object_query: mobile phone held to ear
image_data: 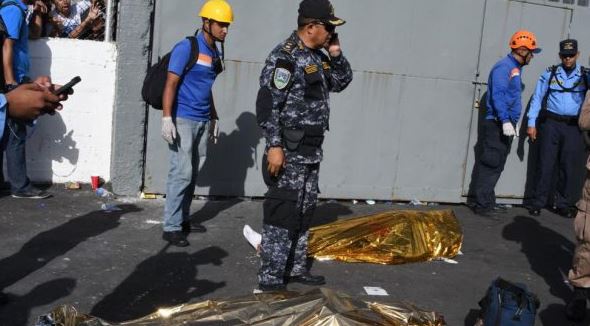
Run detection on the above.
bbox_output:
[330,33,339,44]
[55,76,81,96]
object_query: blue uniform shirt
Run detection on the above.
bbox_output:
[0,94,9,142]
[527,64,588,127]
[486,54,523,124]
[0,0,29,83]
[168,32,219,122]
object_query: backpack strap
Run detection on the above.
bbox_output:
[181,34,199,77]
[548,65,587,93]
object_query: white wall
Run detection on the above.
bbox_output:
[22,38,117,184]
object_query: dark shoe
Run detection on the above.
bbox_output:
[11,188,51,199]
[565,287,587,321]
[181,221,207,233]
[289,272,326,285]
[162,231,189,247]
[528,208,541,217]
[258,283,286,292]
[556,207,575,219]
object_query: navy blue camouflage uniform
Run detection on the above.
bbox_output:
[256,31,352,287]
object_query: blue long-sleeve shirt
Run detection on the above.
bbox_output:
[0,94,8,142]
[527,64,588,127]
[486,54,523,124]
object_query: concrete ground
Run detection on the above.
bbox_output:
[0,186,585,326]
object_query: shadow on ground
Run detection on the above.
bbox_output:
[91,245,228,322]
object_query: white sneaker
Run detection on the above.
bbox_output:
[243,224,262,251]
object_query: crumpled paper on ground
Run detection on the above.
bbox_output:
[308,209,463,264]
[36,288,445,326]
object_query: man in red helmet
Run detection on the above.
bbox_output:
[470,30,541,217]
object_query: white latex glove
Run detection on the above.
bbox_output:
[209,119,219,144]
[161,116,176,144]
[502,122,516,137]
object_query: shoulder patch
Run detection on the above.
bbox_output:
[510,68,520,79]
[272,58,294,90]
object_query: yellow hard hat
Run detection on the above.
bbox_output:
[199,0,233,23]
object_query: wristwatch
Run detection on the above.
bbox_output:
[5,84,18,92]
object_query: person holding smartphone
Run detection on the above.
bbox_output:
[255,0,353,292]
[0,0,52,199]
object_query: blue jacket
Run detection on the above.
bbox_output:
[486,54,523,123]
[527,64,588,127]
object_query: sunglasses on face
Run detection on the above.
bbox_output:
[314,21,336,33]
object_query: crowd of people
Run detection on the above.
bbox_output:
[20,0,105,40]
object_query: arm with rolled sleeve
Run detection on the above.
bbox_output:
[527,71,550,127]
[257,51,292,148]
[328,53,353,93]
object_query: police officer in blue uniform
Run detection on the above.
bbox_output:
[527,39,588,217]
[255,0,352,291]
[471,30,541,217]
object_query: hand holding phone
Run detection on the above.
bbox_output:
[327,33,341,57]
[55,76,81,96]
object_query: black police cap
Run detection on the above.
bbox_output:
[298,0,345,26]
[559,39,578,56]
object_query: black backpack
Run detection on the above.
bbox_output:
[141,36,199,110]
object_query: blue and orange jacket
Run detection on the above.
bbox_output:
[486,54,523,124]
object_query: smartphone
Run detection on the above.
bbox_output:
[55,76,81,96]
[330,33,339,44]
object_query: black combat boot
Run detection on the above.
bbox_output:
[565,287,587,321]
[288,272,326,285]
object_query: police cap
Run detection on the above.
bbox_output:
[298,0,345,26]
[559,39,578,56]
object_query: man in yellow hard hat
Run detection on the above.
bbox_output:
[161,0,232,247]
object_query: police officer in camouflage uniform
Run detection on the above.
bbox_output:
[255,0,353,291]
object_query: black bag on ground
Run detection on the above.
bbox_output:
[141,36,199,110]
[478,278,540,326]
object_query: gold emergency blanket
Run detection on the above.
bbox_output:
[308,209,462,264]
[40,288,445,325]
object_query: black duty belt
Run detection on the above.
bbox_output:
[545,111,578,125]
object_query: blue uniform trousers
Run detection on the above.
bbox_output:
[472,119,513,211]
[258,156,319,286]
[531,117,585,210]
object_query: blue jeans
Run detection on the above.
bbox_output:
[163,118,208,232]
[1,118,31,193]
